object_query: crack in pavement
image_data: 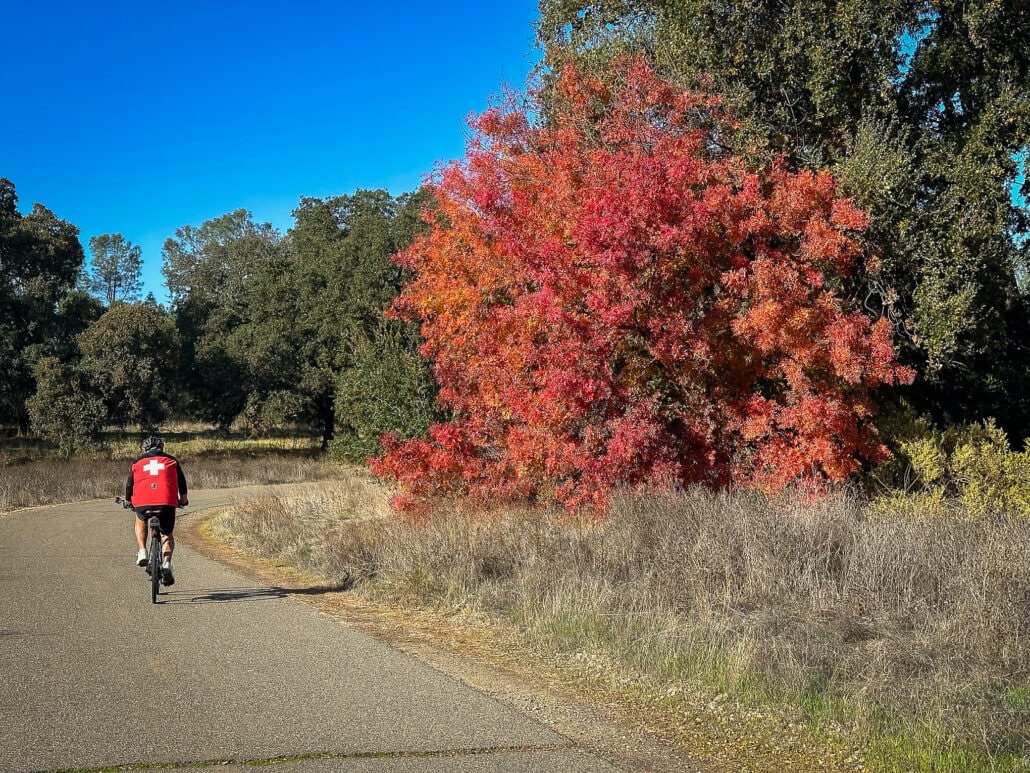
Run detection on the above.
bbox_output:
[35,742,579,772]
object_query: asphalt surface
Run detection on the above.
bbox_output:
[0,489,618,772]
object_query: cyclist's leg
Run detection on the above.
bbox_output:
[134,514,147,550]
[132,509,151,565]
[154,507,177,586]
[157,507,177,562]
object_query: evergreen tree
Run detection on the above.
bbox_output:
[85,233,142,305]
[26,357,105,454]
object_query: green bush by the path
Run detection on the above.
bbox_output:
[876,416,1030,518]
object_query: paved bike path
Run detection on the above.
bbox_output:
[0,488,617,772]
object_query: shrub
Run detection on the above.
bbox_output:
[332,322,441,463]
[240,390,308,438]
[883,414,1030,518]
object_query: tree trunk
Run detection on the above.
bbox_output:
[319,391,335,452]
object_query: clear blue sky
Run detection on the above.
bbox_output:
[3,1,541,302]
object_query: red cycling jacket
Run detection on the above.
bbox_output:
[126,452,187,508]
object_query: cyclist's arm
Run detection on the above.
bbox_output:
[125,470,134,504]
[176,464,188,506]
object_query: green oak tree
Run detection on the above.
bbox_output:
[334,319,441,461]
[54,290,105,353]
[76,303,180,430]
[0,178,86,431]
[233,189,439,451]
[26,356,106,454]
[162,210,283,429]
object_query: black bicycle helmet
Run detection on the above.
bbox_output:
[141,435,164,453]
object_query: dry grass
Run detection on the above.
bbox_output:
[0,430,337,512]
[220,480,1030,772]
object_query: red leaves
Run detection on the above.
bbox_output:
[372,58,913,513]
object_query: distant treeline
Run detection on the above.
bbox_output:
[0,180,439,457]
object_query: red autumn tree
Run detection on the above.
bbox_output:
[372,58,914,513]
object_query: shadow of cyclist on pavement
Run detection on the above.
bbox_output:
[158,585,349,604]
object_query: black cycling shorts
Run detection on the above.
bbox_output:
[134,506,176,536]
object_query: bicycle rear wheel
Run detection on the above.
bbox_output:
[148,522,161,604]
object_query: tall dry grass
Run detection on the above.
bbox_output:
[220,481,1030,771]
[0,438,338,512]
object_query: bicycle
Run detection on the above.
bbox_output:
[116,496,167,604]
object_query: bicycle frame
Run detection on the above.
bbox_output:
[145,514,162,603]
[116,497,167,603]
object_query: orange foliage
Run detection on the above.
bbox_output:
[371,59,914,513]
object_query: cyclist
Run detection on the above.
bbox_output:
[125,435,188,586]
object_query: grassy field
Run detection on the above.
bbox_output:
[0,427,337,512]
[217,476,1030,772]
